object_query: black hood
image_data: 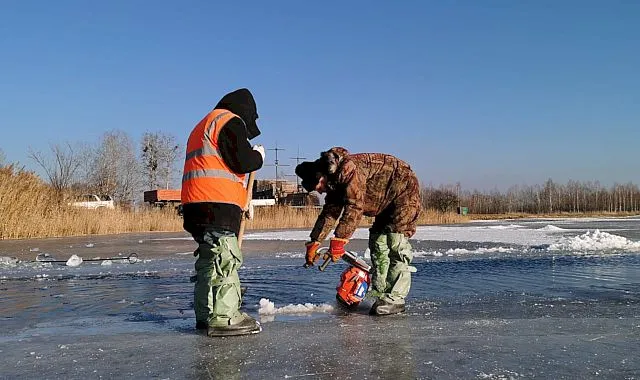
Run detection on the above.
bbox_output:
[215,88,261,140]
[295,160,323,192]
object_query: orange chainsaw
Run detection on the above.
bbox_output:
[312,247,371,308]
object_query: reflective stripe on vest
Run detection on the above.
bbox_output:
[181,109,248,207]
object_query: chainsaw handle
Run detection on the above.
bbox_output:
[318,247,359,271]
[307,247,367,272]
[303,247,327,269]
[319,255,332,271]
[315,247,331,271]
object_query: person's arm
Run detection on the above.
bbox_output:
[217,118,263,174]
[309,192,344,243]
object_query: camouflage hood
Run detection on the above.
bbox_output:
[318,147,350,176]
[295,147,351,192]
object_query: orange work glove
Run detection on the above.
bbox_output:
[328,237,349,262]
[305,241,321,267]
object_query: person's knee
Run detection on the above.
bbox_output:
[388,233,412,259]
[368,232,387,249]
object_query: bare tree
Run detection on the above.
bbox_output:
[426,188,459,213]
[140,132,181,190]
[28,142,84,201]
[85,130,141,204]
[457,179,640,215]
[0,148,5,166]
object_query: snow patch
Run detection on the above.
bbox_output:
[412,250,444,257]
[548,230,640,252]
[274,252,304,259]
[540,225,565,231]
[243,224,557,246]
[445,247,512,255]
[258,298,333,315]
[486,224,525,230]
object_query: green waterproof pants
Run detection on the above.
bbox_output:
[193,230,244,327]
[368,232,417,304]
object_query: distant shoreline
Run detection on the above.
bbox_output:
[0,207,637,241]
[466,211,640,221]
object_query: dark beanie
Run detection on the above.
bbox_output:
[295,161,322,192]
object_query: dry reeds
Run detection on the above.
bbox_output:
[245,206,322,230]
[0,165,184,239]
[245,206,467,230]
[0,164,467,239]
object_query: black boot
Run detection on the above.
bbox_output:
[195,288,248,330]
[369,298,405,316]
[207,313,262,337]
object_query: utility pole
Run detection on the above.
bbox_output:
[290,146,306,192]
[266,142,289,196]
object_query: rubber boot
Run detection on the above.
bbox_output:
[369,297,406,316]
[207,313,262,337]
[196,286,247,330]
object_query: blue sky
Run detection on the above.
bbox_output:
[1,0,638,191]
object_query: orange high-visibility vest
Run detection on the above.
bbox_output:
[181,109,248,207]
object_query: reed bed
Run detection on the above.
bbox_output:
[0,164,478,240]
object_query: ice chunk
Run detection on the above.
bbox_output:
[258,298,333,315]
[549,229,640,252]
[65,255,83,267]
[0,257,19,267]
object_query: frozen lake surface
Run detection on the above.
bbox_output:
[1,217,639,379]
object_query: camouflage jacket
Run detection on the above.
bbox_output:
[309,147,422,242]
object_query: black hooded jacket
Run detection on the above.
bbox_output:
[182,88,264,237]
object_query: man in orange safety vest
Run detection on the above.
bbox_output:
[181,88,265,337]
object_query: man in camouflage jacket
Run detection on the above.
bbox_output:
[295,147,421,315]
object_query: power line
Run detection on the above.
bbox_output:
[265,142,289,191]
[289,146,306,191]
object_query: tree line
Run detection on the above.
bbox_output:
[2,140,638,214]
[19,130,181,205]
[422,179,640,214]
